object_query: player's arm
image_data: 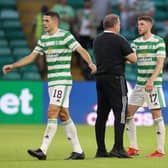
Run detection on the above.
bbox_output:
[121,37,137,64]
[125,53,137,63]
[148,57,164,83]
[75,45,97,74]
[2,51,39,74]
[145,57,164,92]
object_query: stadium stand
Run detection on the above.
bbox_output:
[0,0,41,81]
[1,0,168,81]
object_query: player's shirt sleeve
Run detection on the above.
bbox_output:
[33,39,45,55]
[64,32,80,51]
[156,38,166,58]
[131,40,137,53]
[120,36,134,57]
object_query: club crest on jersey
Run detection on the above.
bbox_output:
[142,51,147,57]
[47,48,52,54]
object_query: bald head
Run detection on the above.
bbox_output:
[103,14,120,31]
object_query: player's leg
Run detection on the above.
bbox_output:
[27,86,64,160]
[126,104,139,156]
[40,104,60,153]
[145,87,166,157]
[27,104,60,160]
[59,108,84,160]
[58,86,84,160]
[126,87,144,156]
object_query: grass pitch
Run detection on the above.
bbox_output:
[0,125,167,168]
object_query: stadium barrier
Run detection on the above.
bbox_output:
[0,80,168,125]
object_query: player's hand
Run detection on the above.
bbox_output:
[145,79,154,92]
[125,60,131,64]
[88,63,97,74]
[2,64,14,74]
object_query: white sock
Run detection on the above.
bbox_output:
[62,119,83,153]
[40,119,57,154]
[126,117,138,149]
[154,117,165,153]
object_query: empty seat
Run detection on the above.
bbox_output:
[22,72,41,80]
[0,56,14,65]
[0,9,19,20]
[121,30,137,41]
[0,29,5,38]
[0,0,16,9]
[20,64,38,72]
[9,39,28,48]
[5,30,25,40]
[0,47,11,56]
[2,71,21,80]
[67,0,84,9]
[125,64,137,81]
[0,39,8,47]
[2,20,22,31]
[153,0,168,9]
[154,21,165,32]
[13,48,31,59]
[154,10,167,21]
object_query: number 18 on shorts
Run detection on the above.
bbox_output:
[49,86,72,108]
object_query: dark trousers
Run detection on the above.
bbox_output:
[95,75,128,153]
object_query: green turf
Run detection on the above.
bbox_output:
[0,125,167,168]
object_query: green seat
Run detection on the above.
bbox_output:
[0,56,14,65]
[5,30,25,40]
[20,64,38,72]
[67,0,84,9]
[154,10,167,21]
[121,30,137,41]
[154,21,165,32]
[0,39,8,47]
[13,48,31,59]
[125,64,137,81]
[153,0,168,9]
[9,39,28,48]
[22,72,41,80]
[0,29,5,38]
[2,71,21,80]
[2,20,22,31]
[0,47,11,56]
[157,30,167,38]
[0,0,16,9]
[112,0,120,15]
[0,9,19,20]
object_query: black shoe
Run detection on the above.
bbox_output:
[95,151,109,158]
[109,149,131,158]
[65,152,85,160]
[27,148,46,160]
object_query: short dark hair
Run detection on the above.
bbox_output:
[138,15,154,25]
[45,11,60,21]
[103,14,119,29]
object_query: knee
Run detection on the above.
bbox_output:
[48,105,60,119]
[59,108,70,121]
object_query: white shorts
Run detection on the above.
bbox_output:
[48,85,72,108]
[128,86,166,109]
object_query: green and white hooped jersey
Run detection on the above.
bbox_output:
[131,35,166,87]
[33,29,80,87]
